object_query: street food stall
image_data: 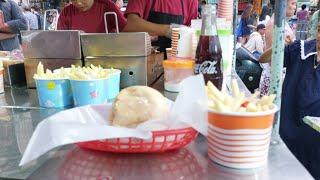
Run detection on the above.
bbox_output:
[0,0,318,179]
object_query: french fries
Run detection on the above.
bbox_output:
[67,65,110,80]
[207,79,276,113]
[33,62,69,79]
[33,63,115,80]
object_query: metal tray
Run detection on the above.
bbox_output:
[21,30,81,59]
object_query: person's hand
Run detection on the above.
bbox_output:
[0,23,11,33]
[150,36,158,42]
[0,10,9,32]
[247,25,256,30]
[165,23,188,39]
[285,35,293,45]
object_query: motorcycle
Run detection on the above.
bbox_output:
[235,46,263,93]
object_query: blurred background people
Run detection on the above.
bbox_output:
[198,0,206,18]
[112,0,123,9]
[297,4,310,21]
[0,0,27,51]
[58,0,126,33]
[236,4,256,45]
[31,5,43,30]
[22,4,38,30]
[258,5,271,25]
[244,24,266,59]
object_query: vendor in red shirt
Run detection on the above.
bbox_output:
[124,0,198,53]
[57,0,127,33]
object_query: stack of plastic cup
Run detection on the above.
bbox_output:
[171,28,180,58]
[217,0,233,21]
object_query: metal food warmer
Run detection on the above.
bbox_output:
[81,32,164,89]
[21,30,82,88]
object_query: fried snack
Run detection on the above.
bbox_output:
[207,79,276,113]
[110,86,169,128]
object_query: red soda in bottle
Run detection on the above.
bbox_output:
[195,5,223,90]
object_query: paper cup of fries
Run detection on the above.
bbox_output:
[105,69,121,102]
[70,78,109,107]
[34,78,73,108]
[206,79,278,169]
[34,63,73,108]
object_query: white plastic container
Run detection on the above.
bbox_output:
[163,60,194,92]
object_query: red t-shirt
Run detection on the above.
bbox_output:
[57,0,127,33]
[125,0,198,26]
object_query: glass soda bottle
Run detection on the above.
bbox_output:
[195,5,223,90]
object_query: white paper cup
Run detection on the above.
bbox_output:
[176,27,194,59]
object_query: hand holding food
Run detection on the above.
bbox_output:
[207,79,276,113]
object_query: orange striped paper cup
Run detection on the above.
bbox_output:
[208,105,278,169]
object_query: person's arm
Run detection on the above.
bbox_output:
[264,16,274,49]
[259,47,272,63]
[259,36,293,63]
[307,11,310,21]
[122,0,169,36]
[122,14,170,37]
[0,1,27,33]
[256,36,264,54]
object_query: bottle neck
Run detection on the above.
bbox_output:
[201,13,218,36]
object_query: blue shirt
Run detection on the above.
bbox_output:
[24,11,38,30]
[0,0,27,51]
[280,39,320,178]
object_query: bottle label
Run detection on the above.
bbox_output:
[195,60,218,74]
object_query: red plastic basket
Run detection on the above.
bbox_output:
[77,127,198,153]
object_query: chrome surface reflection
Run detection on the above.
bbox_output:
[59,147,204,180]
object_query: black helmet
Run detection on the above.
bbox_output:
[236,47,263,93]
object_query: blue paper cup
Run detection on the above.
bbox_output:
[105,69,121,102]
[34,78,73,108]
[70,78,109,107]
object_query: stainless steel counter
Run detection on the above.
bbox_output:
[0,87,314,180]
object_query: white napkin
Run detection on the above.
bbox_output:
[19,74,208,166]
